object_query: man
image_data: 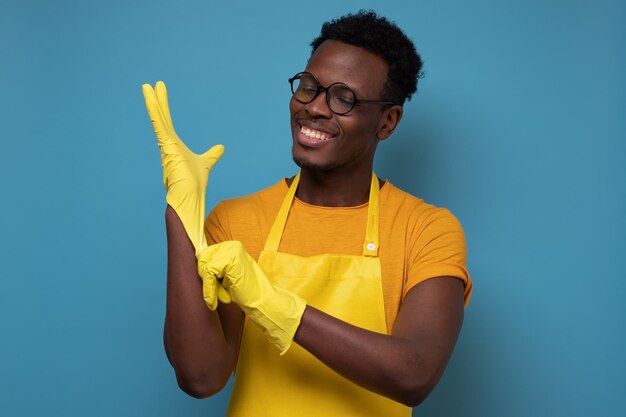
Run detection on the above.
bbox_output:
[143,10,472,417]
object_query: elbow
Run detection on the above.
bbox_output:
[176,373,229,399]
[397,388,429,408]
[168,348,235,399]
[394,371,437,407]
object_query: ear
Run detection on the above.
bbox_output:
[376,105,403,140]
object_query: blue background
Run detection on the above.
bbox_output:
[1,0,624,416]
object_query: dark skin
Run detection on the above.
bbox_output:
[290,41,397,206]
[163,40,465,407]
[164,207,243,396]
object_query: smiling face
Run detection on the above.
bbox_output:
[290,40,397,174]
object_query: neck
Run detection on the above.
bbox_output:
[291,165,375,207]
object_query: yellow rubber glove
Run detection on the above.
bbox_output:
[197,241,307,354]
[197,248,232,311]
[143,81,230,310]
[142,81,223,254]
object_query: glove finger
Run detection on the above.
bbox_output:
[202,274,218,311]
[155,81,175,132]
[201,144,225,170]
[217,284,232,304]
[142,83,176,147]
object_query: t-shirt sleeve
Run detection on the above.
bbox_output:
[204,201,232,245]
[404,208,473,306]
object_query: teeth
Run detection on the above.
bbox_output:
[300,126,332,141]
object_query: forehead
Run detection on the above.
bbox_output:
[304,40,389,96]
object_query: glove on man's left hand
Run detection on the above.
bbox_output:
[197,241,307,354]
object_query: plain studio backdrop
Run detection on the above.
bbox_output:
[1,1,624,416]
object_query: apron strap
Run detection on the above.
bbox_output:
[263,172,380,257]
[264,173,300,252]
[363,173,380,257]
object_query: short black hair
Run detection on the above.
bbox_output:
[310,10,423,105]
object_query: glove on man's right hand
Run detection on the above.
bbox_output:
[142,81,224,254]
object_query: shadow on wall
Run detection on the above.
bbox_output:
[377,109,517,416]
[376,117,437,199]
[375,104,476,207]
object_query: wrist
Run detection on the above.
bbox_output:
[245,285,307,354]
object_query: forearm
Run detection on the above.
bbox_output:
[294,307,427,406]
[293,278,465,407]
[164,206,238,397]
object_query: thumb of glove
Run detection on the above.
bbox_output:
[197,244,233,310]
[201,144,225,170]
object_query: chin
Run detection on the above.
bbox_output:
[292,149,341,172]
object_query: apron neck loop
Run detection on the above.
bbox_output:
[263,172,381,257]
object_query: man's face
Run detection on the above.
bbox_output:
[290,40,390,173]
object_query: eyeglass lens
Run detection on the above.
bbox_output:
[291,73,356,114]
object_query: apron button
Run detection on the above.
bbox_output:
[366,243,377,251]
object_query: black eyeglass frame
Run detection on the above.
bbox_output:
[288,71,397,115]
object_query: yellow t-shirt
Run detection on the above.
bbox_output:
[205,178,472,332]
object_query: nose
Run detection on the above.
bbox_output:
[304,89,333,118]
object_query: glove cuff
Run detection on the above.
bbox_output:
[165,193,206,253]
[247,286,307,355]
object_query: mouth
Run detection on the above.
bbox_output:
[299,125,335,141]
[295,124,338,148]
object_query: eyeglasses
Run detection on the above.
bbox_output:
[288,71,396,115]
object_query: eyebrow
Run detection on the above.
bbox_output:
[307,71,367,98]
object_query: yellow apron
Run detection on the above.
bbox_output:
[226,173,411,417]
